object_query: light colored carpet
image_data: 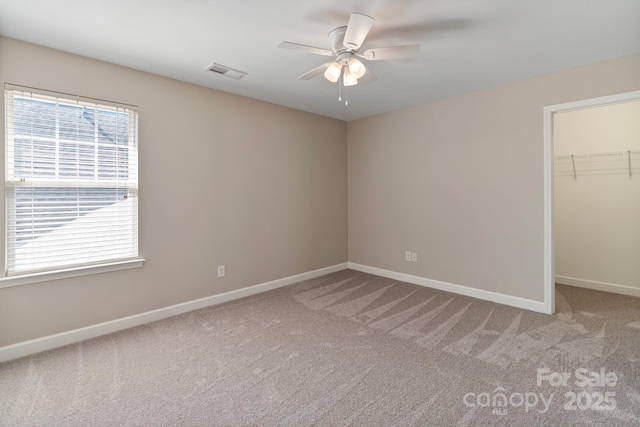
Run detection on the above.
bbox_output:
[1,269,639,426]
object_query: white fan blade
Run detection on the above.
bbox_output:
[278,41,334,56]
[362,44,420,61]
[343,13,375,50]
[358,68,377,84]
[298,63,332,80]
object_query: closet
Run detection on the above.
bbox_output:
[554,100,640,297]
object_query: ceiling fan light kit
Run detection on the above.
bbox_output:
[347,58,366,79]
[324,62,342,82]
[279,12,420,105]
[343,67,358,87]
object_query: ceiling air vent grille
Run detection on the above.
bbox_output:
[206,63,247,80]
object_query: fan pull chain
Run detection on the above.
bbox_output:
[345,85,348,106]
[338,78,342,102]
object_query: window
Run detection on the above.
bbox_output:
[4,85,139,277]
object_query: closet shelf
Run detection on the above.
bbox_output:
[555,149,640,180]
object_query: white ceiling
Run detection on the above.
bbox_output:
[1,0,639,121]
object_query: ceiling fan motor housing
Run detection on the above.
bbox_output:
[328,26,349,53]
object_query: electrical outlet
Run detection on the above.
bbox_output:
[405,251,412,262]
[411,252,418,262]
[217,265,225,278]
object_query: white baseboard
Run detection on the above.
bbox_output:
[0,262,348,363]
[556,275,640,298]
[348,262,546,313]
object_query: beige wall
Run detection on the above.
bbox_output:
[348,53,640,302]
[554,101,640,290]
[0,37,348,347]
[1,37,639,348]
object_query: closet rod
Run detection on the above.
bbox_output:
[554,149,640,160]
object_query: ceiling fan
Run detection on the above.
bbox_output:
[278,12,420,104]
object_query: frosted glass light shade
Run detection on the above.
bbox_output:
[348,58,366,79]
[324,62,342,83]
[343,67,358,86]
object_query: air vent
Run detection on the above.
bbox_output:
[206,63,247,80]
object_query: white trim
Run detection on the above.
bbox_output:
[0,259,145,288]
[543,90,640,316]
[543,104,556,315]
[556,275,640,298]
[0,262,348,363]
[348,262,545,313]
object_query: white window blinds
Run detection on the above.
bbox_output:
[4,85,138,276]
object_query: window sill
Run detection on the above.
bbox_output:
[0,259,145,289]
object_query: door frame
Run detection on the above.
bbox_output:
[543,90,640,314]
